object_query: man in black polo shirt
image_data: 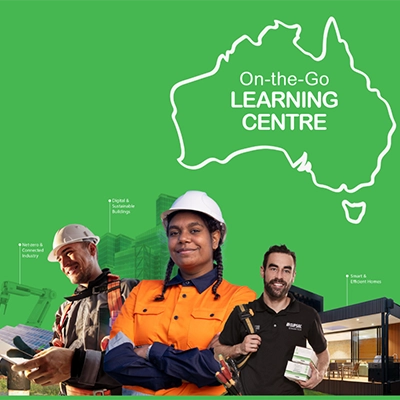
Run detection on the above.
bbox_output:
[215,245,329,395]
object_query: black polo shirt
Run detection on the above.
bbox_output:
[219,294,327,395]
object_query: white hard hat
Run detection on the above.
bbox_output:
[48,224,100,262]
[161,191,227,243]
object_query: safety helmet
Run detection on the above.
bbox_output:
[48,224,100,262]
[161,191,227,243]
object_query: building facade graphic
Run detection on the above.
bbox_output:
[98,194,177,280]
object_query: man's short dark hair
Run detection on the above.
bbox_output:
[262,244,296,269]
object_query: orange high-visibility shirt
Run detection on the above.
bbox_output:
[110,279,256,395]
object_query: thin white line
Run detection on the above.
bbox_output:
[109,201,111,233]
[19,245,21,284]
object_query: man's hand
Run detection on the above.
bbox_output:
[207,333,220,350]
[11,347,74,386]
[213,334,261,361]
[297,348,329,389]
[237,334,261,355]
[297,363,324,389]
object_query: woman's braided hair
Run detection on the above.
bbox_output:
[155,210,223,301]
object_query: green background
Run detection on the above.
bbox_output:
[0,1,398,395]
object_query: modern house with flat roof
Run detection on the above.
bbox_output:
[288,286,400,395]
[315,297,400,395]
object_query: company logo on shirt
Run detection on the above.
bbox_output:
[286,322,302,331]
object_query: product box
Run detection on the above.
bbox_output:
[292,346,318,367]
[284,360,312,382]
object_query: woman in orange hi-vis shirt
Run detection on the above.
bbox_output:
[104,190,256,395]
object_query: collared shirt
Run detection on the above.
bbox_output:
[105,273,256,395]
[219,294,327,395]
[166,266,218,293]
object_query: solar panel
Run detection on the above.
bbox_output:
[0,324,52,350]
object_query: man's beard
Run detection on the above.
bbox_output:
[66,263,93,285]
[264,278,291,299]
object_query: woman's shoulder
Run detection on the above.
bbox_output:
[220,279,257,301]
[123,280,166,308]
[128,280,165,299]
[135,280,164,290]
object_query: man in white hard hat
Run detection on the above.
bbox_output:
[13,224,139,396]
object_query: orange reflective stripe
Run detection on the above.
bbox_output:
[55,302,72,345]
[56,274,123,346]
[107,274,122,320]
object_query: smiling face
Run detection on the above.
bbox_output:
[261,252,296,300]
[56,241,101,286]
[167,211,220,280]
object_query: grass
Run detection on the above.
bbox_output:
[0,375,330,396]
[305,388,331,395]
[0,375,59,396]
